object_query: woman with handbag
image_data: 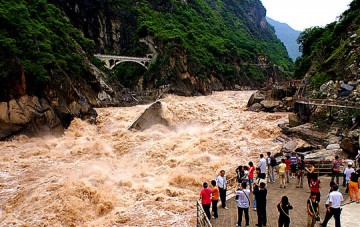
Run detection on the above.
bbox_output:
[277,195,293,227]
[307,193,320,227]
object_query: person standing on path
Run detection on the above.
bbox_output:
[200,182,212,220]
[320,184,343,227]
[307,193,320,227]
[305,162,316,188]
[285,155,291,183]
[344,162,355,194]
[248,162,255,192]
[257,154,267,179]
[290,151,298,179]
[309,174,321,203]
[266,152,275,183]
[216,170,228,209]
[278,158,287,188]
[253,182,267,227]
[348,171,360,203]
[331,156,343,185]
[277,195,293,227]
[210,180,219,219]
[296,155,305,188]
[252,167,266,211]
[235,182,251,227]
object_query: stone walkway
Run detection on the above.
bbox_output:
[211,176,352,227]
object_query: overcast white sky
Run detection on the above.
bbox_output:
[261,0,353,31]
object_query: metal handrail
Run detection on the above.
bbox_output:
[196,199,212,227]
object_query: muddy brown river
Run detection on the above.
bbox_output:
[0,91,289,226]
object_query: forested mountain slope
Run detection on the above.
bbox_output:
[0,0,293,139]
[54,0,293,94]
[295,0,359,91]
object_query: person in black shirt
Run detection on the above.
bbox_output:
[253,182,267,227]
[307,193,320,227]
[277,196,293,227]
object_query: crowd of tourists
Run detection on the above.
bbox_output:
[199,151,360,227]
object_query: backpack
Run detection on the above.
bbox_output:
[270,156,277,167]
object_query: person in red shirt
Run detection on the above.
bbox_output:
[248,162,255,192]
[285,155,291,183]
[200,182,212,220]
[309,174,321,203]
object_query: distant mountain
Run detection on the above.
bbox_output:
[267,17,301,61]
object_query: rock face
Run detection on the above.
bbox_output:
[53,0,291,95]
[286,123,327,146]
[0,94,99,139]
[0,96,62,138]
[0,61,111,140]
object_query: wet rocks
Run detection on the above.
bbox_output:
[128,101,169,131]
[246,91,265,107]
[0,96,63,139]
[286,123,327,145]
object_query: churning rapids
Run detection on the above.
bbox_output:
[0,91,288,226]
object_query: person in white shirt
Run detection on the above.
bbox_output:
[257,154,266,179]
[235,182,251,227]
[216,170,228,209]
[320,184,343,227]
[344,162,355,194]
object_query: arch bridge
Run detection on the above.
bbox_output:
[94,54,153,70]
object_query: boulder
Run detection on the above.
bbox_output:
[340,137,358,154]
[248,103,264,112]
[0,96,63,139]
[288,113,300,127]
[287,123,327,145]
[247,91,265,107]
[129,101,169,131]
[260,100,282,109]
[305,149,340,161]
[320,80,336,96]
[326,144,341,150]
[340,84,354,91]
[282,140,297,153]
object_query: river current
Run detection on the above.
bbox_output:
[0,91,288,226]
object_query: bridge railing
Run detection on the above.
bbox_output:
[196,199,212,227]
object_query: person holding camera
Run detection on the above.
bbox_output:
[307,193,320,227]
[277,195,293,227]
[235,182,251,227]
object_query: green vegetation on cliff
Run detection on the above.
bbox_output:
[137,0,293,80]
[294,0,359,87]
[89,0,293,87]
[0,0,94,98]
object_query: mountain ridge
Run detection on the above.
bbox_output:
[266,17,301,61]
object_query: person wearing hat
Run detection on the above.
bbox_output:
[344,162,355,194]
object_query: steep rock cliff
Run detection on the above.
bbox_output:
[0,1,114,139]
[54,0,293,94]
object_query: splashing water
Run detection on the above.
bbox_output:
[0,91,288,226]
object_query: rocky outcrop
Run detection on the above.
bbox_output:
[129,101,168,131]
[0,95,99,139]
[285,123,327,146]
[0,96,62,138]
